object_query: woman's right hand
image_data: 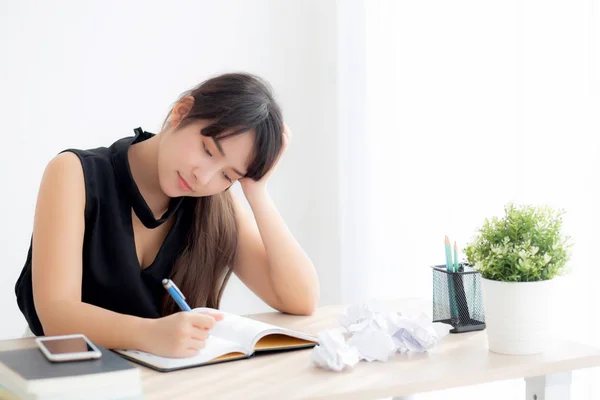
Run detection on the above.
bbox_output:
[142,311,223,358]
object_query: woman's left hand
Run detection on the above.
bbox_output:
[239,123,292,199]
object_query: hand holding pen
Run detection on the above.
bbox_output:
[134,279,223,358]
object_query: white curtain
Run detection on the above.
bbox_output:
[361,0,600,398]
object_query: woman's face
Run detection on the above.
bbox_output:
[158,119,255,198]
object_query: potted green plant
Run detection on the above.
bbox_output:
[464,203,571,355]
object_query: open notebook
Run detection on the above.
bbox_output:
[114,308,318,372]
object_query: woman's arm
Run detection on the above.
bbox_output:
[31,153,216,357]
[232,126,319,315]
[32,152,148,348]
[232,192,319,315]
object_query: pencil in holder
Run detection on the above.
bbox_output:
[431,263,485,333]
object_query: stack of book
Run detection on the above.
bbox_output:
[0,344,142,399]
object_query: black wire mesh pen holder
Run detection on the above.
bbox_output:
[431,263,486,333]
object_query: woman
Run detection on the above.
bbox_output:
[14,72,319,358]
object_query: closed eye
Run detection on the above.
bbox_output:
[203,142,213,157]
[222,172,233,183]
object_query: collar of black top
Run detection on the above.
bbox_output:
[112,127,185,229]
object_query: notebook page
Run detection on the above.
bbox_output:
[192,308,316,353]
[116,335,246,370]
[209,314,275,351]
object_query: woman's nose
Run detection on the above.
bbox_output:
[192,165,217,187]
[193,170,212,186]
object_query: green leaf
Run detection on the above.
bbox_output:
[463,202,572,282]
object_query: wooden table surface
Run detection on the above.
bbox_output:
[2,298,600,399]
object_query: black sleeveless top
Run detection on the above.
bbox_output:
[15,128,194,336]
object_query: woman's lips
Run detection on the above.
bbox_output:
[177,172,193,192]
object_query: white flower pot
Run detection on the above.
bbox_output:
[481,277,555,355]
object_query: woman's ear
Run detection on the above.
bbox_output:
[169,96,195,127]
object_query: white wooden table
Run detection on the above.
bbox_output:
[2,298,599,399]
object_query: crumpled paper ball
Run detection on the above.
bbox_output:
[311,301,452,371]
[310,329,360,372]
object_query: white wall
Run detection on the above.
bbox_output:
[0,0,341,339]
[364,0,600,338]
[337,0,369,304]
[364,0,600,399]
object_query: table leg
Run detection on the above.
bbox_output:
[525,372,572,400]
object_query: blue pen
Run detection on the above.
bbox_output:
[162,279,192,311]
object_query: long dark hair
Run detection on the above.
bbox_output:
[161,73,284,315]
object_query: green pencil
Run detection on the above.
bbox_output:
[444,236,453,271]
[445,235,459,323]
